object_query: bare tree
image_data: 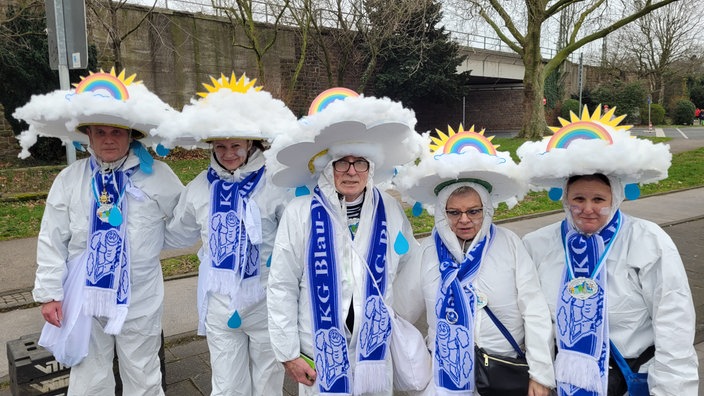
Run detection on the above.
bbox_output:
[616,0,703,104]
[452,0,679,138]
[86,0,160,71]
[0,0,45,67]
[211,0,290,83]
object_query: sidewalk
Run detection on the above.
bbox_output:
[1,188,702,395]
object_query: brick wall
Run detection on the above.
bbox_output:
[0,105,21,163]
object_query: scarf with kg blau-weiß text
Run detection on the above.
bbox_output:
[206,165,265,310]
[555,210,621,396]
[307,186,392,395]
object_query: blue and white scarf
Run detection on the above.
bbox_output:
[307,186,392,395]
[83,157,136,335]
[555,211,621,396]
[206,165,265,310]
[433,225,494,395]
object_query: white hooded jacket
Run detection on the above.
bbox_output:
[33,150,184,322]
[523,213,698,396]
[267,161,419,395]
[393,183,556,392]
[166,148,290,335]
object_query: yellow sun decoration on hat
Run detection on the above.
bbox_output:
[197,72,262,98]
[429,124,499,155]
[546,105,632,151]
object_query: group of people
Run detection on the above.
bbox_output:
[14,69,698,396]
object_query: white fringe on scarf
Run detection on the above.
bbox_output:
[82,288,128,335]
[207,269,265,311]
[353,360,391,395]
[555,350,605,394]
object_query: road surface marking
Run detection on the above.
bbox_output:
[675,128,689,139]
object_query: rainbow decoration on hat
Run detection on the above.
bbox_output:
[308,87,359,115]
[430,124,498,155]
[546,121,613,151]
[547,104,630,151]
[74,68,136,101]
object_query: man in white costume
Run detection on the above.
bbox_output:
[518,106,698,396]
[393,125,555,395]
[266,88,424,395]
[14,68,183,395]
[153,72,296,395]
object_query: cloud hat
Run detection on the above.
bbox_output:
[151,72,298,149]
[268,88,424,188]
[13,68,177,158]
[516,105,671,200]
[394,125,526,208]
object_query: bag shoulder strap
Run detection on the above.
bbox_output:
[483,306,525,359]
[609,340,655,377]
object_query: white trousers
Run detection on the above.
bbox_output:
[205,293,284,396]
[68,314,164,396]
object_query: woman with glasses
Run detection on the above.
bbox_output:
[266,89,424,395]
[393,126,555,395]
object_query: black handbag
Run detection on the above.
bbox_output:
[607,341,654,396]
[474,306,530,396]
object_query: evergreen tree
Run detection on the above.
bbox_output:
[371,0,470,118]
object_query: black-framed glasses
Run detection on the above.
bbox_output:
[445,208,483,221]
[333,159,369,173]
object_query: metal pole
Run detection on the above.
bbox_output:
[462,96,466,126]
[53,0,76,164]
[578,53,583,117]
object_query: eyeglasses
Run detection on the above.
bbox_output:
[445,208,483,221]
[333,159,370,173]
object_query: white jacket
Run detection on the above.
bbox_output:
[33,150,184,321]
[523,214,698,396]
[267,165,419,395]
[166,149,290,335]
[394,226,556,390]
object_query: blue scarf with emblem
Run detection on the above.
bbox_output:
[83,157,137,335]
[433,225,494,395]
[307,186,392,395]
[555,210,621,396]
[206,165,265,310]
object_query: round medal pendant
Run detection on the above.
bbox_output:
[96,204,113,223]
[475,291,488,310]
[446,310,459,324]
[567,277,599,300]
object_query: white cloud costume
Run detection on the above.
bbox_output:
[267,162,418,395]
[33,151,183,395]
[519,106,697,395]
[154,72,297,396]
[392,125,555,394]
[166,149,291,395]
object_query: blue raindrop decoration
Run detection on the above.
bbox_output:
[227,310,242,329]
[130,141,154,174]
[295,185,310,196]
[412,201,423,217]
[624,183,641,200]
[108,207,123,227]
[266,255,272,268]
[155,144,170,157]
[394,231,409,255]
[548,187,563,201]
[72,141,86,152]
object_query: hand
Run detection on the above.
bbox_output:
[528,378,550,396]
[41,300,63,328]
[283,357,316,386]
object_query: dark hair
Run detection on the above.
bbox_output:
[567,173,610,187]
